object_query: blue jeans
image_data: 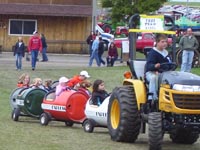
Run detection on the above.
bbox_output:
[181,50,194,72]
[31,50,39,69]
[89,50,100,67]
[15,54,22,70]
[42,47,48,61]
[89,44,92,57]
[145,71,159,100]
[98,53,105,65]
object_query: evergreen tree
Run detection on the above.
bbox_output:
[102,0,167,24]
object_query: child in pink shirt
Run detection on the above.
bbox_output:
[55,77,69,97]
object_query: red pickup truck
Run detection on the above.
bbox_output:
[114,32,155,52]
[114,32,172,52]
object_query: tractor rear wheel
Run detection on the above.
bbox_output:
[148,112,163,150]
[102,24,112,33]
[107,86,141,143]
[169,128,199,144]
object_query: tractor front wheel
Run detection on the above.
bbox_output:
[107,86,141,143]
[148,112,163,150]
[170,128,199,144]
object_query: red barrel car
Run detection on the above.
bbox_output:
[40,89,89,126]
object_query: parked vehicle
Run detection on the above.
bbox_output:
[96,24,114,50]
[114,32,173,52]
[115,26,129,37]
[114,32,155,52]
[40,89,89,126]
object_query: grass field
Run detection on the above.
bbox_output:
[0,52,200,150]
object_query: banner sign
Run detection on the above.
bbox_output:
[140,15,164,31]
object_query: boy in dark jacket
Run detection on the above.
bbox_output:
[145,34,172,102]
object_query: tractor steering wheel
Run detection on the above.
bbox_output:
[158,62,177,72]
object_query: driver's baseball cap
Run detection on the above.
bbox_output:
[80,70,90,78]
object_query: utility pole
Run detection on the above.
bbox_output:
[92,0,97,32]
[186,0,189,15]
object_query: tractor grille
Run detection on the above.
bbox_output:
[173,94,200,109]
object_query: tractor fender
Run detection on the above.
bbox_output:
[123,79,147,109]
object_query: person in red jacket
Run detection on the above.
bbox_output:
[28,31,42,71]
[106,42,118,67]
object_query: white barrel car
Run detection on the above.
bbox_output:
[83,96,110,133]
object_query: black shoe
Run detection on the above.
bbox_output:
[32,68,35,71]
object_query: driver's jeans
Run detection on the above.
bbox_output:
[146,71,159,101]
[181,50,194,72]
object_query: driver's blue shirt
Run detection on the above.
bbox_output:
[145,48,171,73]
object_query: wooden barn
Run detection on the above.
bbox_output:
[0,0,93,53]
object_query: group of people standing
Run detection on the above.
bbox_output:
[86,31,118,67]
[13,31,48,71]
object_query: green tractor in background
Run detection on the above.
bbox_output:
[97,19,128,37]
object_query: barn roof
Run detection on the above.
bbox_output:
[0,3,92,17]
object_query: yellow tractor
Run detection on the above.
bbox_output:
[107,14,200,150]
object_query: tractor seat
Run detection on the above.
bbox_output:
[132,60,147,81]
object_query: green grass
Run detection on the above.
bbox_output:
[0,53,200,150]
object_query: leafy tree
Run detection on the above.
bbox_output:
[102,0,167,24]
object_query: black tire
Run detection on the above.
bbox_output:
[176,49,200,68]
[107,86,141,143]
[148,112,163,150]
[83,119,94,133]
[65,121,74,127]
[12,108,20,121]
[169,128,199,144]
[102,24,112,33]
[40,112,50,126]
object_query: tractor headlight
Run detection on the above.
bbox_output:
[173,84,200,92]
